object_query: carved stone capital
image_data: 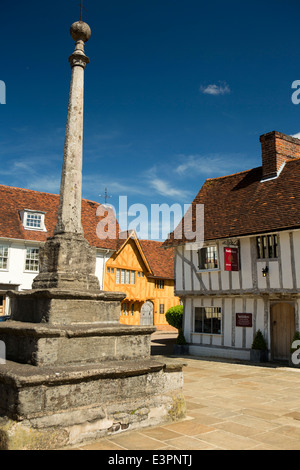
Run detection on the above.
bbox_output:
[69,51,90,69]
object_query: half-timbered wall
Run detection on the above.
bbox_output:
[175,229,300,358]
[104,238,179,327]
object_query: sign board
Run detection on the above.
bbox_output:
[224,247,239,271]
[236,313,252,328]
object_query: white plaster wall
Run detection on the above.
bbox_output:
[280,232,293,289]
[0,241,113,292]
[0,242,39,290]
[240,238,252,289]
[95,250,113,290]
[293,231,300,288]
[175,246,183,292]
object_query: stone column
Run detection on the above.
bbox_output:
[55,22,90,235]
[32,22,100,292]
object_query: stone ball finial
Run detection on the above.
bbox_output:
[70,21,91,43]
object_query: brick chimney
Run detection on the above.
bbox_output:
[260,131,300,180]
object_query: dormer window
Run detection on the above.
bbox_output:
[26,213,42,229]
[20,210,46,232]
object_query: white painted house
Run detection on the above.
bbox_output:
[0,185,118,316]
[164,131,300,362]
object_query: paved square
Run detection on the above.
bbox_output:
[71,352,300,450]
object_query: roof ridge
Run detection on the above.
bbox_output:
[0,184,102,207]
[205,166,260,182]
[205,156,300,183]
[0,184,59,197]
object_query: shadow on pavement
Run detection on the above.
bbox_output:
[150,336,177,356]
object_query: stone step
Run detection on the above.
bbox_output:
[8,289,126,324]
[0,357,185,449]
[0,321,156,366]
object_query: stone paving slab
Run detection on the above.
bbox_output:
[70,352,300,450]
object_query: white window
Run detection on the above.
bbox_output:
[198,246,218,270]
[0,246,8,270]
[25,247,39,272]
[116,269,136,284]
[26,213,42,229]
[20,210,46,231]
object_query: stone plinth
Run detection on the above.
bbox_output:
[8,289,125,324]
[0,321,155,366]
[0,358,185,450]
[32,233,100,292]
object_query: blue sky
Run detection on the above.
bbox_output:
[1,0,300,239]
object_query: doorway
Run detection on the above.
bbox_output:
[271,303,295,361]
[140,300,154,326]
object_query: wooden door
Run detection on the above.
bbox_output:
[0,296,4,316]
[271,303,295,361]
[140,301,154,326]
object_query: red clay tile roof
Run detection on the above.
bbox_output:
[139,239,175,279]
[0,185,175,278]
[0,184,119,250]
[163,158,300,247]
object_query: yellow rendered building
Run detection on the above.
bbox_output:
[104,232,180,329]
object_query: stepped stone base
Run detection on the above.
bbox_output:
[8,289,126,324]
[0,286,186,449]
[0,358,186,450]
[0,321,155,366]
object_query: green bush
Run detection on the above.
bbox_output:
[251,330,267,350]
[165,305,187,345]
[165,305,183,330]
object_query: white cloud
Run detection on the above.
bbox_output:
[175,153,247,177]
[291,132,300,140]
[200,82,231,96]
[150,178,190,199]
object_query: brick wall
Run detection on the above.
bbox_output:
[260,131,300,180]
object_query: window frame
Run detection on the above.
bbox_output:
[20,210,46,232]
[24,247,40,273]
[155,279,165,289]
[194,306,222,335]
[0,245,9,271]
[256,234,278,260]
[115,268,136,285]
[197,245,219,271]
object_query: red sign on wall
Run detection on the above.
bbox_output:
[236,313,252,328]
[224,247,239,271]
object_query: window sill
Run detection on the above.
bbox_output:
[257,258,278,261]
[24,227,47,232]
[196,268,220,274]
[192,332,223,336]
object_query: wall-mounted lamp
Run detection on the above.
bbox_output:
[262,266,269,277]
